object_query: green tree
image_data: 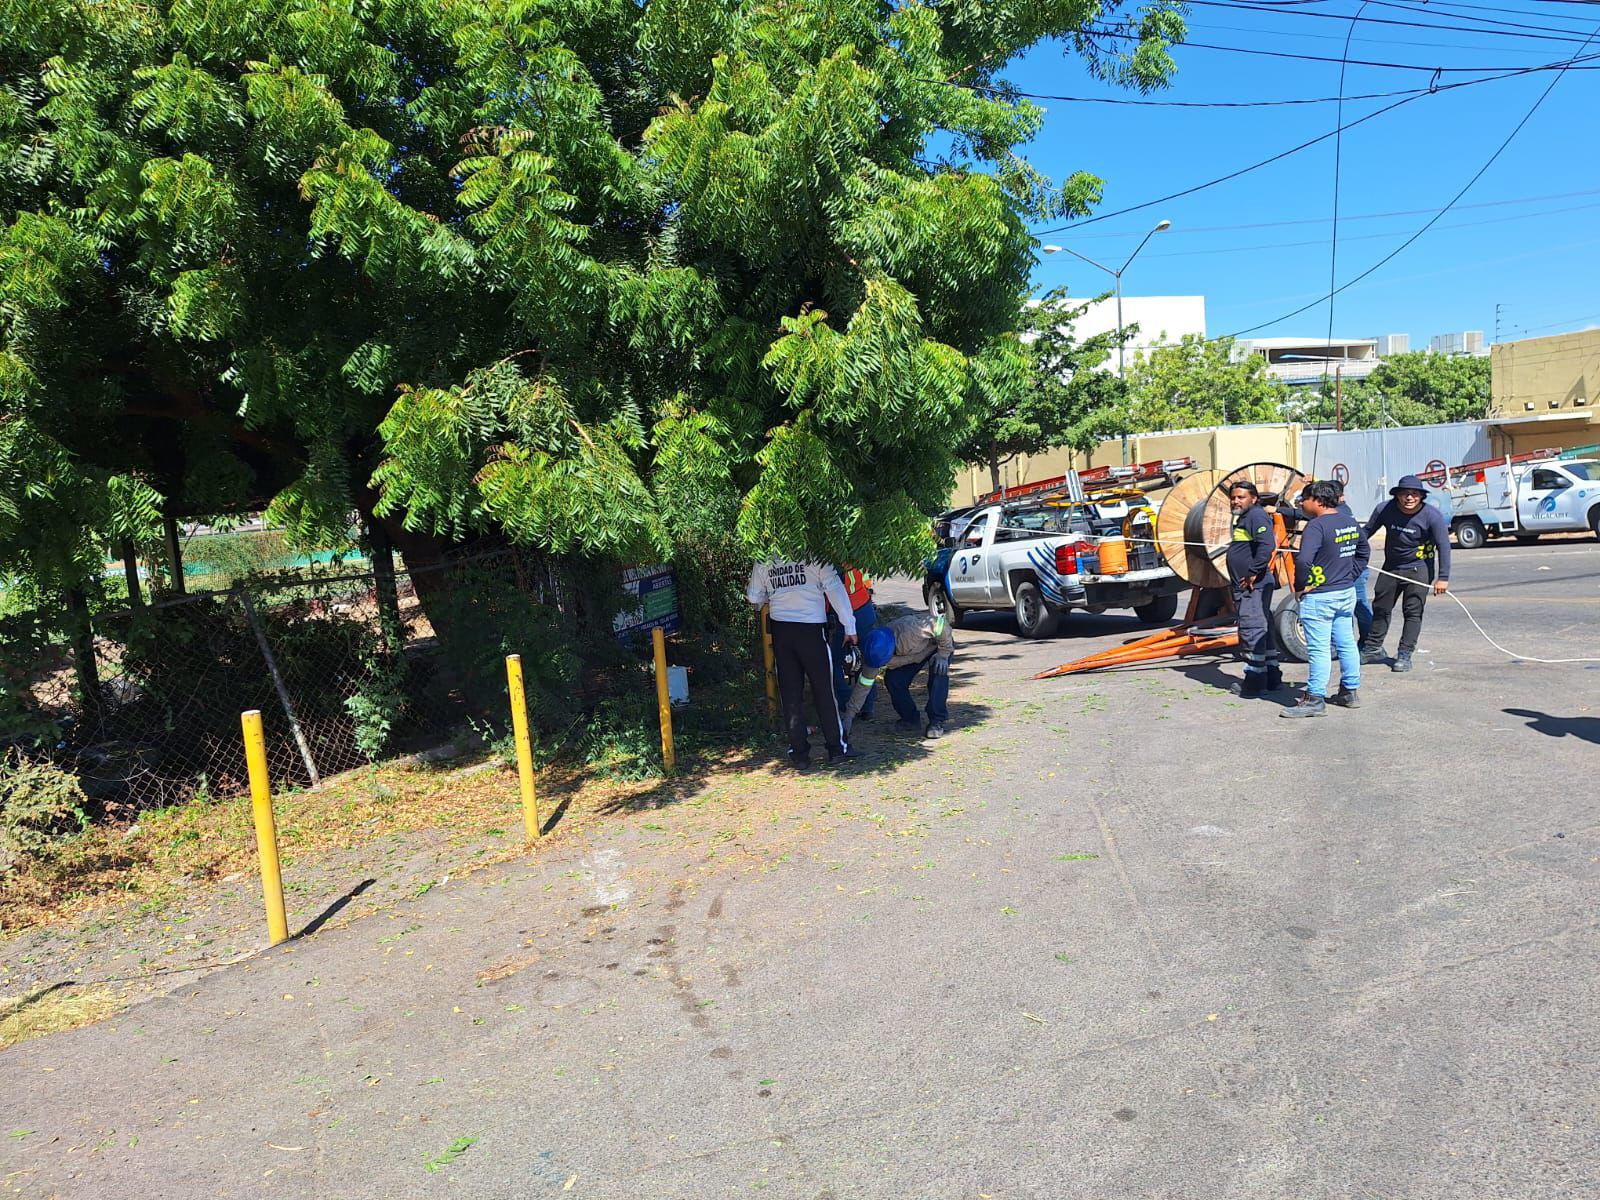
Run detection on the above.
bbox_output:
[1,0,1182,637]
[1305,352,1491,429]
[957,289,1128,493]
[1119,334,1289,433]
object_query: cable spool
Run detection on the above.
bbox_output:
[1154,462,1310,589]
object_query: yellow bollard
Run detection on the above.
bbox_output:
[240,710,289,946]
[652,626,676,774]
[760,607,778,718]
[505,655,542,842]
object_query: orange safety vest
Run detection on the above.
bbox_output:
[841,565,873,610]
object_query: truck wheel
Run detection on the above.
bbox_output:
[1013,581,1059,639]
[1272,589,1359,665]
[1454,518,1487,550]
[924,582,965,628]
[1133,594,1179,625]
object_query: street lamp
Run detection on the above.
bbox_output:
[1043,218,1171,462]
[1042,218,1171,381]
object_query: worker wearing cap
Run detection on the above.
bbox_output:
[1225,480,1282,698]
[748,558,857,768]
[1283,479,1370,718]
[830,564,878,722]
[1358,473,1451,674]
[1330,478,1374,643]
[841,611,955,741]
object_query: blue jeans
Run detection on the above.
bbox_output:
[833,600,877,717]
[1299,587,1361,698]
[884,653,949,727]
[1354,567,1373,642]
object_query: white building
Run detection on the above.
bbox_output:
[1429,330,1487,357]
[1234,336,1382,387]
[1060,295,1207,372]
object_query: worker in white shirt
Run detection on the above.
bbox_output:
[747,559,857,768]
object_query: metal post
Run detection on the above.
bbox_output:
[1116,274,1129,465]
[241,710,289,945]
[238,588,321,789]
[760,608,778,718]
[505,654,542,841]
[1335,365,1343,432]
[653,627,675,774]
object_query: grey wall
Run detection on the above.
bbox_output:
[1300,422,1491,518]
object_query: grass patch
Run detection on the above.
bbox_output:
[0,984,125,1048]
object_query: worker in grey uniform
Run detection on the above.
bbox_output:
[840,611,955,740]
[747,558,857,768]
[1225,480,1282,698]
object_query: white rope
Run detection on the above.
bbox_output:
[1112,532,1600,665]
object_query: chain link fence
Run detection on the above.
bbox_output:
[7,547,627,813]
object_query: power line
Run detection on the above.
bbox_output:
[1060,186,1600,240]
[1078,24,1600,70]
[1226,24,1600,339]
[1031,59,1585,236]
[962,80,1436,107]
[1188,0,1600,41]
[1177,20,1557,53]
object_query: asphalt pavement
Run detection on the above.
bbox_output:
[3,540,1598,1199]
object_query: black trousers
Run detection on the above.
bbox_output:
[771,619,847,759]
[1232,579,1278,674]
[1365,561,1430,653]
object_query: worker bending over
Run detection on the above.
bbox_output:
[747,559,857,769]
[1359,473,1450,674]
[1226,480,1282,698]
[841,611,955,741]
[1283,480,1370,718]
[830,565,878,722]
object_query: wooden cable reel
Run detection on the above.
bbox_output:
[1154,462,1310,590]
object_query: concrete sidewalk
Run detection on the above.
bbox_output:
[3,545,1598,1199]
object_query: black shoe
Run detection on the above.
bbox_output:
[854,710,874,723]
[1359,647,1386,666]
[1392,651,1413,673]
[1265,666,1284,692]
[923,723,946,740]
[1329,688,1361,708]
[827,748,858,767]
[894,719,920,732]
[784,751,811,772]
[1231,674,1265,699]
[1280,695,1326,719]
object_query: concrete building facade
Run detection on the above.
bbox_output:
[1487,328,1600,455]
[1234,336,1382,387]
[1062,295,1207,371]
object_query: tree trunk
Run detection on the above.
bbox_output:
[988,454,1002,496]
[119,539,144,609]
[66,588,102,722]
[365,514,403,654]
[162,513,186,595]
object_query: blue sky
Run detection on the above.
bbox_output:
[1010,0,1600,344]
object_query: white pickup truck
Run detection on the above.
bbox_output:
[1439,455,1600,548]
[924,499,1184,638]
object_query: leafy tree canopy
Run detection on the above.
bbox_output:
[955,288,1128,492]
[1298,351,1491,429]
[1119,334,1289,433]
[1,0,1184,605]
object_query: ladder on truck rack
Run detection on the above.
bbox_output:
[977,458,1194,507]
[1417,442,1600,488]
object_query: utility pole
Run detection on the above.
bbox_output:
[1334,365,1343,432]
[1494,303,1503,345]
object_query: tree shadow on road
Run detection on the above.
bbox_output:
[1503,708,1600,746]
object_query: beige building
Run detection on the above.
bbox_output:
[1488,328,1600,455]
[950,423,1302,508]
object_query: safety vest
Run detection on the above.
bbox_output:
[841,565,873,611]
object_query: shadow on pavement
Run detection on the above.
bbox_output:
[297,877,377,938]
[1503,708,1600,746]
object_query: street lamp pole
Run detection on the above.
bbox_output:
[1043,219,1171,462]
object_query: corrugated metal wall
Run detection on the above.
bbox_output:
[1300,423,1490,518]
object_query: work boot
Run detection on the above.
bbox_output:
[1359,646,1386,666]
[827,748,858,767]
[1392,651,1413,673]
[1265,666,1284,692]
[894,718,920,732]
[923,723,946,741]
[1329,688,1361,708]
[1231,674,1264,699]
[784,750,811,772]
[1280,694,1326,719]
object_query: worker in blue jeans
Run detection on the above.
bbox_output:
[1284,480,1371,718]
[830,566,877,720]
[841,613,955,740]
[1332,481,1374,641]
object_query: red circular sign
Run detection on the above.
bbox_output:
[1331,463,1350,484]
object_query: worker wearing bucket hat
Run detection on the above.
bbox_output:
[1358,473,1451,673]
[841,611,955,740]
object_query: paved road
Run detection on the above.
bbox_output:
[5,541,1598,1198]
